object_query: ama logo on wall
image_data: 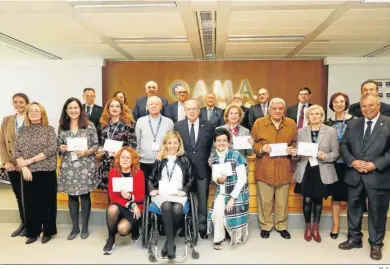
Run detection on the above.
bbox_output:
[168,79,257,108]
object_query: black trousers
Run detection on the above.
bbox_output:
[9,171,24,224]
[23,171,57,238]
[194,176,211,232]
[140,163,154,195]
[347,180,390,247]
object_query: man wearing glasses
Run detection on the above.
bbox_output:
[166,85,190,123]
[248,88,270,130]
[286,87,313,129]
[133,81,168,121]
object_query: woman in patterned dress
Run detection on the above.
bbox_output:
[57,98,99,240]
[97,97,137,190]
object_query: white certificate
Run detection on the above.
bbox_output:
[104,139,123,153]
[269,143,288,157]
[67,137,88,152]
[158,181,178,195]
[112,177,133,192]
[212,162,233,177]
[298,142,319,157]
[232,136,252,150]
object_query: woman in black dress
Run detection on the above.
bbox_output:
[325,92,357,239]
[292,105,339,243]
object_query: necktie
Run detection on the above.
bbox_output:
[190,124,196,148]
[262,105,267,116]
[207,109,212,121]
[362,120,373,150]
[86,105,91,116]
[297,105,305,129]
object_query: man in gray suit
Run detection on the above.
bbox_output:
[248,88,269,130]
[200,93,224,129]
[339,93,390,260]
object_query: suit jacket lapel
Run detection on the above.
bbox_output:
[303,126,311,142]
[173,102,179,122]
[363,115,384,153]
[317,124,326,146]
[182,120,191,149]
[9,115,16,141]
[195,119,204,149]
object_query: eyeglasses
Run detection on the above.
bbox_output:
[258,93,268,96]
[299,93,310,96]
[120,156,131,160]
[177,91,188,94]
[185,107,198,111]
[147,86,156,89]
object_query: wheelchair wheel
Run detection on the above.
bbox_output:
[189,193,199,245]
[192,250,200,259]
[142,198,150,248]
[149,254,156,262]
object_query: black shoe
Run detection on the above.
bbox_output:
[370,246,382,260]
[260,230,270,239]
[161,241,168,258]
[67,228,80,240]
[199,230,208,239]
[168,245,176,260]
[178,228,186,238]
[41,235,51,244]
[11,223,25,237]
[81,230,89,240]
[131,233,140,242]
[276,230,291,239]
[330,232,339,239]
[338,239,363,250]
[26,236,38,244]
[103,237,115,255]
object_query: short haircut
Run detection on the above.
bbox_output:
[269,97,286,109]
[213,128,231,143]
[305,104,325,123]
[360,79,378,92]
[12,93,30,104]
[146,96,162,106]
[223,103,244,123]
[299,87,311,95]
[184,99,199,109]
[329,92,350,112]
[83,88,95,93]
[360,93,380,105]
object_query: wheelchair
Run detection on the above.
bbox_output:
[141,192,199,262]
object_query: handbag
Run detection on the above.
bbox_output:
[0,168,11,185]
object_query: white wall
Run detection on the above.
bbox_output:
[325,57,390,116]
[0,59,105,132]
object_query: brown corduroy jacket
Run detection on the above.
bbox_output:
[0,115,17,167]
[251,116,297,186]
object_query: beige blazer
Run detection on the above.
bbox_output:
[0,115,17,167]
[294,124,339,185]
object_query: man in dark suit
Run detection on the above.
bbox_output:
[82,87,103,128]
[230,92,249,129]
[174,99,214,239]
[348,79,390,118]
[199,92,224,129]
[166,84,189,123]
[133,81,168,121]
[248,88,269,130]
[339,93,390,261]
[286,87,313,129]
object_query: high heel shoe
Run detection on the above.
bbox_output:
[304,223,312,242]
[312,223,321,243]
[330,225,339,239]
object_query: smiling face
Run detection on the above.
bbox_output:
[119,150,132,170]
[147,98,162,116]
[145,81,158,96]
[27,104,42,124]
[227,107,241,125]
[258,88,269,104]
[215,134,229,152]
[66,101,81,120]
[332,95,346,113]
[361,95,380,120]
[308,108,322,125]
[269,102,285,121]
[83,89,96,105]
[361,82,378,96]
[13,96,28,114]
[206,93,216,108]
[109,100,122,118]
[176,86,189,103]
[166,137,180,155]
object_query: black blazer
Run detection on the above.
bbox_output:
[199,106,224,129]
[340,114,390,189]
[148,154,194,194]
[248,104,267,130]
[83,104,103,128]
[349,102,390,118]
[286,103,313,123]
[174,118,214,179]
[165,102,182,123]
[133,96,168,121]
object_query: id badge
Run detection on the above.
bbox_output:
[309,157,319,167]
[152,142,160,151]
[71,152,78,161]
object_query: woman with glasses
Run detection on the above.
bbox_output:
[14,102,58,244]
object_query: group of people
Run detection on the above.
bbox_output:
[0,79,389,261]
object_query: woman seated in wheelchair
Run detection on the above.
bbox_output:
[207,128,249,250]
[103,147,145,255]
[148,131,194,260]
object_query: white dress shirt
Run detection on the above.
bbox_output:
[364,113,380,134]
[85,104,94,116]
[187,118,199,142]
[296,103,309,127]
[178,102,185,121]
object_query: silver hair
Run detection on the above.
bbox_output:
[360,93,380,105]
[269,97,286,109]
[146,96,162,105]
[184,99,200,109]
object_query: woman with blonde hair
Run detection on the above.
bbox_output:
[97,97,137,190]
[148,131,194,260]
[14,102,58,244]
[292,105,339,243]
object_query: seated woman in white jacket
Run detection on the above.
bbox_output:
[207,128,249,250]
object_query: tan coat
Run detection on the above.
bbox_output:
[0,115,17,167]
[251,116,297,186]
